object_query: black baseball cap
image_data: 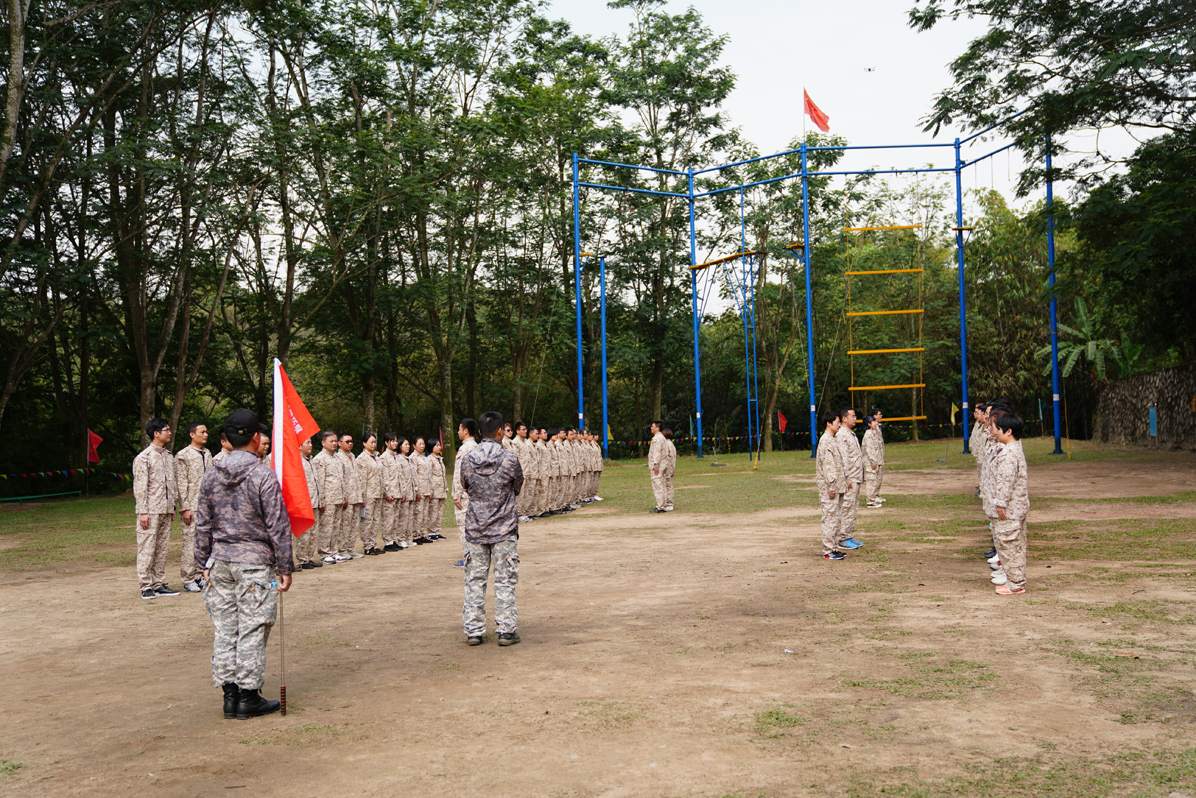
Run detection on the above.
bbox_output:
[223,408,259,438]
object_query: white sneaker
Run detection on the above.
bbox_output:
[987,554,1001,564]
[569,504,581,510]
[348,550,364,559]
[594,496,603,501]
[518,516,531,523]
[989,561,1002,571]
[867,501,882,508]
[323,556,338,564]
[334,554,351,562]
[991,571,1007,585]
[664,505,674,512]
[183,580,202,593]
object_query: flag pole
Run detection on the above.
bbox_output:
[278,589,287,715]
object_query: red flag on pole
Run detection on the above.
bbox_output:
[778,411,788,433]
[803,89,830,133]
[272,359,319,537]
[87,430,103,463]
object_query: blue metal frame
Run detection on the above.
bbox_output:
[570,109,1060,460]
[600,256,610,459]
[1046,139,1064,454]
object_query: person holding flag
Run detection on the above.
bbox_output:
[196,408,293,720]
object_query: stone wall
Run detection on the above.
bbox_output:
[1093,365,1196,450]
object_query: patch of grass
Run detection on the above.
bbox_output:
[843,657,996,699]
[240,724,345,747]
[845,747,1196,797]
[754,708,809,736]
[0,760,23,776]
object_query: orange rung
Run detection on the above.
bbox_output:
[848,383,925,391]
[846,309,924,318]
[843,225,923,232]
[844,268,924,276]
[847,347,925,355]
[878,415,928,422]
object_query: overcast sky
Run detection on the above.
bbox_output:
[551,0,1139,212]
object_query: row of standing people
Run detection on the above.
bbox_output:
[133,418,273,598]
[970,401,1031,595]
[494,422,605,521]
[298,430,450,569]
[815,407,887,560]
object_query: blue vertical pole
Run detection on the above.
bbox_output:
[801,144,817,458]
[740,187,753,461]
[600,257,609,459]
[573,152,584,430]
[690,169,704,458]
[1046,139,1064,454]
[954,138,971,455]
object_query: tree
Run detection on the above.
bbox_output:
[909,0,1196,191]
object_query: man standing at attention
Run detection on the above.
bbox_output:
[311,431,343,565]
[134,417,179,599]
[816,410,847,560]
[835,407,865,550]
[648,421,667,513]
[337,433,363,560]
[296,435,321,569]
[451,418,479,567]
[195,409,292,720]
[176,421,213,593]
[460,411,524,647]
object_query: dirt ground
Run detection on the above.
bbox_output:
[3,445,1196,797]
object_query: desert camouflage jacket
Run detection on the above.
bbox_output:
[862,428,884,469]
[175,444,212,513]
[816,430,846,495]
[835,425,864,482]
[133,445,176,515]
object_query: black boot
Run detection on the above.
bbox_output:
[235,687,281,719]
[222,683,239,719]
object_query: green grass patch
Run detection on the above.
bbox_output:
[0,760,22,776]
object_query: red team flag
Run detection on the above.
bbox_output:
[272,359,319,536]
[778,411,788,433]
[87,429,103,463]
[803,89,830,133]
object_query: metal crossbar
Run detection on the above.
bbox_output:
[848,347,925,355]
[849,383,925,391]
[846,309,923,318]
[845,268,924,276]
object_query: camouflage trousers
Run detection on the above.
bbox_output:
[993,517,1028,590]
[380,498,398,545]
[294,520,317,565]
[864,465,884,502]
[651,471,667,511]
[819,493,844,555]
[426,497,445,536]
[397,500,414,544]
[462,539,519,637]
[359,497,381,551]
[316,505,337,558]
[203,560,277,689]
[838,482,861,543]
[336,503,359,555]
[663,468,675,508]
[135,514,173,590]
[453,496,468,550]
[180,517,202,583]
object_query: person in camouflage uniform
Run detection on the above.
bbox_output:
[460,410,524,646]
[175,421,213,592]
[533,428,550,516]
[311,431,344,564]
[861,414,885,508]
[816,411,848,559]
[513,422,534,520]
[134,417,178,599]
[396,438,417,547]
[661,428,677,511]
[451,419,479,553]
[379,433,402,551]
[296,436,321,569]
[337,433,363,559]
[834,407,865,549]
[356,433,383,555]
[409,436,432,543]
[214,431,233,463]
[196,409,293,720]
[988,413,1029,594]
[426,438,448,539]
[648,422,667,513]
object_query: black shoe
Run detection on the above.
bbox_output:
[824,550,847,560]
[414,537,426,545]
[222,683,239,719]
[430,534,446,541]
[154,584,180,597]
[365,547,381,556]
[466,636,483,646]
[384,543,400,552]
[983,547,997,559]
[309,560,323,568]
[497,632,521,647]
[650,508,663,513]
[235,687,281,719]
[141,588,157,600]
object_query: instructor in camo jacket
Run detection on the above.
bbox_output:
[195,408,293,721]
[459,410,524,647]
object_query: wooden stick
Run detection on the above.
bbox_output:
[278,589,286,716]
